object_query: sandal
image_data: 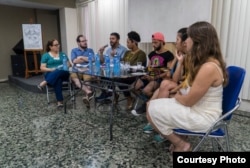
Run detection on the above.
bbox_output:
[57,103,63,108]
[37,84,45,91]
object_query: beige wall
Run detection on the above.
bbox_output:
[0,5,60,80]
[36,9,60,46]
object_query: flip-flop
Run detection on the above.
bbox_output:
[57,103,63,108]
[37,85,44,91]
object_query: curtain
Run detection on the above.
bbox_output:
[212,0,250,100]
[76,0,128,53]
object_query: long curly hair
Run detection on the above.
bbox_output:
[184,21,228,86]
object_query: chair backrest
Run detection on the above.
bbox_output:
[222,66,246,119]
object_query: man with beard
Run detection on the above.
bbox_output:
[99,32,127,63]
[131,32,174,116]
[95,32,127,101]
[71,35,95,108]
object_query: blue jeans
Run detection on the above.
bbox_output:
[44,69,70,101]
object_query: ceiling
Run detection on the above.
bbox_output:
[0,0,60,10]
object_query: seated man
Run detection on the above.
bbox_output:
[118,31,147,110]
[143,28,188,143]
[95,32,127,101]
[131,32,175,116]
[70,35,95,108]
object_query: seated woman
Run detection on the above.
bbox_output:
[119,31,147,110]
[37,39,70,107]
[147,21,228,152]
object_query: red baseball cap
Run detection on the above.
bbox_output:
[152,32,165,42]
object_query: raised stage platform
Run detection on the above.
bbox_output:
[8,75,45,93]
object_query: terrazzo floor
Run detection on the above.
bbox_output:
[0,82,250,168]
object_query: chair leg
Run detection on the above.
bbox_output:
[71,83,77,109]
[94,88,98,112]
[224,126,230,151]
[193,135,208,151]
[69,82,75,102]
[46,85,50,104]
[211,138,216,151]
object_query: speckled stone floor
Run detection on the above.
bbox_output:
[0,82,250,168]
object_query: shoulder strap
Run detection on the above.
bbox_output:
[204,62,224,81]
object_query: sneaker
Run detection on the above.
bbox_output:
[131,103,146,116]
[95,91,112,102]
[154,134,167,143]
[87,91,95,101]
[143,123,154,134]
[82,96,90,108]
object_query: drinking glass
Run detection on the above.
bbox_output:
[125,61,130,71]
[137,62,142,70]
[120,61,124,70]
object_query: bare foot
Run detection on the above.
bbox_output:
[169,136,189,153]
[169,144,174,154]
[57,101,63,107]
[173,140,191,152]
[39,81,47,87]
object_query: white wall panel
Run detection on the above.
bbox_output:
[212,0,250,111]
[128,0,212,42]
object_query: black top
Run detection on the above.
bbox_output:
[148,50,174,68]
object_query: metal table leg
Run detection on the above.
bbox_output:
[109,79,115,140]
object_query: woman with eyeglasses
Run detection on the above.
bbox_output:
[37,39,70,107]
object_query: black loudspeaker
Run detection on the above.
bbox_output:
[12,39,33,55]
[11,55,25,77]
[12,39,24,55]
[11,54,42,77]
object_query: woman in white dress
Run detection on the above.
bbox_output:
[147,21,228,152]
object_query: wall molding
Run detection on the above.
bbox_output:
[76,0,94,7]
[239,99,250,112]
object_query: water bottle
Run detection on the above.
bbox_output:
[95,53,101,71]
[110,58,114,69]
[104,55,110,71]
[63,55,68,71]
[88,52,93,72]
[113,55,120,76]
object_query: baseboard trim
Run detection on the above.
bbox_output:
[239,99,250,112]
[0,78,8,83]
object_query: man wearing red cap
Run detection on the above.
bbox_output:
[131,32,175,116]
